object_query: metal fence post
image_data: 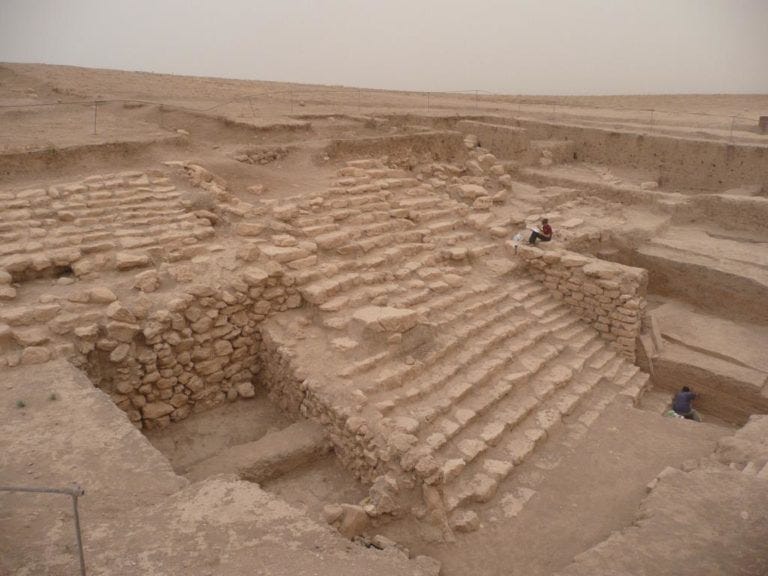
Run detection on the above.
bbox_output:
[71,488,86,576]
[0,484,87,576]
[729,116,736,142]
[92,101,97,135]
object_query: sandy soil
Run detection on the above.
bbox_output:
[2,62,767,156]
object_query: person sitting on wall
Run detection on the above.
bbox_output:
[528,218,553,245]
[672,386,702,422]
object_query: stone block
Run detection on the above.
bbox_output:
[450,510,480,533]
[142,402,175,420]
[88,286,117,303]
[20,346,51,365]
[350,306,418,334]
[115,252,150,270]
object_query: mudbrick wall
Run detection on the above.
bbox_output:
[71,265,302,429]
[514,118,768,192]
[326,131,467,165]
[455,120,530,156]
[517,246,648,361]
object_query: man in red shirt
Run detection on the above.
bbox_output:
[528,218,553,245]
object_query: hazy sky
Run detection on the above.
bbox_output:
[1,0,766,95]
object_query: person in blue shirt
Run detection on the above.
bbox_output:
[672,386,701,421]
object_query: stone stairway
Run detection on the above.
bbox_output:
[0,170,215,281]
[257,158,652,524]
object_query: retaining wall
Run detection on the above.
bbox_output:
[517,246,648,361]
[72,265,302,429]
[258,329,389,484]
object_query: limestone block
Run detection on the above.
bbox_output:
[20,346,51,365]
[0,285,16,300]
[338,504,369,539]
[456,183,488,200]
[469,472,498,502]
[560,253,591,267]
[236,382,256,398]
[88,286,117,303]
[106,321,140,342]
[315,231,348,250]
[0,270,12,284]
[466,160,484,176]
[109,343,131,363]
[458,438,486,461]
[212,339,234,357]
[445,247,468,260]
[115,252,150,271]
[106,302,136,323]
[322,504,344,524]
[242,267,270,286]
[472,196,493,211]
[142,402,175,420]
[133,270,160,293]
[450,510,480,533]
[483,459,514,480]
[351,306,418,334]
[442,458,465,482]
[12,327,50,347]
[235,222,265,237]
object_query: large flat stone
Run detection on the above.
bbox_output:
[187,420,330,482]
[350,306,418,334]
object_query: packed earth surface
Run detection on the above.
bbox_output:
[1,63,767,576]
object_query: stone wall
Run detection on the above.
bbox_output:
[73,265,302,429]
[517,245,648,361]
[258,330,388,484]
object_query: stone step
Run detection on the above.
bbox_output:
[367,300,526,396]
[442,347,643,512]
[304,252,438,309]
[441,352,612,510]
[379,305,576,419]
[336,284,520,381]
[319,282,402,313]
[378,312,533,415]
[414,322,579,454]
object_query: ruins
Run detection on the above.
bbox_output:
[1,63,767,576]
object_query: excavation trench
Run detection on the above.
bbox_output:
[573,239,768,426]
